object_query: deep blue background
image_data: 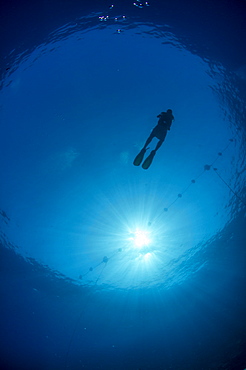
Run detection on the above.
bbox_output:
[1,1,246,369]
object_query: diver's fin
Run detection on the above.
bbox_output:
[133,148,147,166]
[142,150,156,169]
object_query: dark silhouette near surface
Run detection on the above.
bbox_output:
[133,109,174,169]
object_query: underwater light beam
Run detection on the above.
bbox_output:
[130,229,151,248]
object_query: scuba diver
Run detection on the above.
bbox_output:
[133,109,174,169]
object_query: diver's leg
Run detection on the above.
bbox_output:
[154,130,167,151]
[143,134,153,149]
[154,139,164,152]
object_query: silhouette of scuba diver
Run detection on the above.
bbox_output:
[133,109,174,169]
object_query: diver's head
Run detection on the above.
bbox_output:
[167,109,172,114]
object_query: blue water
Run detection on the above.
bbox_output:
[0,0,246,369]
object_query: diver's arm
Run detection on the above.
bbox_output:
[167,119,173,130]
